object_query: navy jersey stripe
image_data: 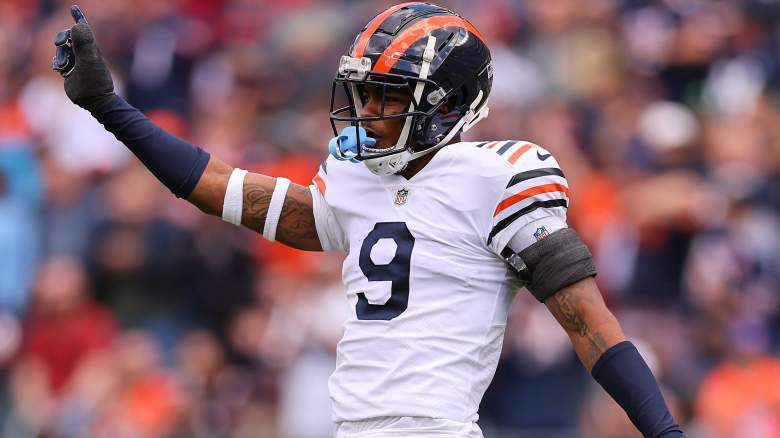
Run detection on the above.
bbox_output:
[496,141,518,155]
[487,199,569,245]
[475,142,489,148]
[506,168,566,188]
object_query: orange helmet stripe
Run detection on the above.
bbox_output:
[353,3,418,58]
[372,15,486,74]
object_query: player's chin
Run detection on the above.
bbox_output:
[373,139,397,151]
[371,135,402,152]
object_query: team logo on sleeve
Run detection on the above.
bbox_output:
[394,188,409,206]
[533,226,550,241]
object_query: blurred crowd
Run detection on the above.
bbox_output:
[1,0,780,436]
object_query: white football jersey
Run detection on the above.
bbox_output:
[309,140,570,423]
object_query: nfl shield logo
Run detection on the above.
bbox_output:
[533,226,550,241]
[394,188,409,206]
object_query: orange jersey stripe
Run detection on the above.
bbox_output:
[486,141,501,149]
[313,173,326,196]
[353,3,416,58]
[372,15,486,74]
[508,143,533,164]
[494,183,570,217]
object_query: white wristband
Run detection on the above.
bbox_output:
[263,177,291,241]
[222,168,248,226]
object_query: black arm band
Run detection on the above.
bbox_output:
[91,94,210,198]
[517,228,597,302]
[592,341,684,437]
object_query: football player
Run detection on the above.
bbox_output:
[53,3,684,437]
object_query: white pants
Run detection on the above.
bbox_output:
[334,417,484,438]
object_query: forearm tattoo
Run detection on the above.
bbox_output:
[546,281,613,370]
[242,181,321,250]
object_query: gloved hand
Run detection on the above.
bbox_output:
[52,5,115,112]
[329,126,376,162]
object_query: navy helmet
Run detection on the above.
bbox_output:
[330,2,492,175]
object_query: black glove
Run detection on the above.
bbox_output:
[52,5,115,112]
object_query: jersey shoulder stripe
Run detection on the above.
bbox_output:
[494,183,570,217]
[496,141,517,155]
[507,143,533,164]
[475,140,535,165]
[488,199,568,245]
[312,161,328,195]
[480,141,570,249]
[507,167,565,188]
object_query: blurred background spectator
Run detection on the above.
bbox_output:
[2,0,780,436]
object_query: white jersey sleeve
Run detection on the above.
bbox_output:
[485,142,570,255]
[310,160,347,252]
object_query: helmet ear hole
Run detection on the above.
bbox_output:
[438,95,454,114]
[438,91,463,115]
[456,84,473,111]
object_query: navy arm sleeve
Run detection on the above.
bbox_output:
[591,341,684,438]
[91,94,210,198]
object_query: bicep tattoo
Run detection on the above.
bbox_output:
[242,182,273,230]
[276,184,321,249]
[545,279,623,370]
[241,178,321,251]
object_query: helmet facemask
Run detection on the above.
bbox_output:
[329,71,447,161]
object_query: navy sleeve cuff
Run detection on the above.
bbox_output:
[591,341,684,438]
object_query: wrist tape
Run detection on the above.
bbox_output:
[221,168,248,225]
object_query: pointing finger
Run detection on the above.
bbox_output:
[70,5,88,24]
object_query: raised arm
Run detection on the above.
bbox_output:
[53,6,321,251]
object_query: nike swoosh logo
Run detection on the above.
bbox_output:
[537,151,552,161]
